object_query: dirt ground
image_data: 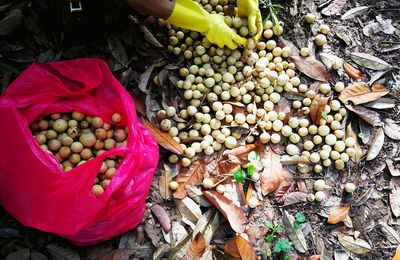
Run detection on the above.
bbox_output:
[0,0,399,259]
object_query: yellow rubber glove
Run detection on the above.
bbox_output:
[167,0,246,50]
[237,0,263,42]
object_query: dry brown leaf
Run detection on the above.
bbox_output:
[151,205,171,233]
[224,236,258,260]
[180,137,204,144]
[321,0,347,16]
[390,178,400,217]
[309,256,321,260]
[387,160,400,177]
[310,95,329,125]
[260,148,284,195]
[176,197,202,222]
[173,161,205,199]
[284,192,308,206]
[338,235,372,255]
[290,56,329,82]
[345,104,382,126]
[184,233,206,260]
[346,123,362,163]
[393,245,400,260]
[142,118,183,155]
[275,183,295,204]
[327,205,351,224]
[366,128,384,161]
[203,191,246,233]
[339,82,390,105]
[343,62,365,79]
[217,144,259,174]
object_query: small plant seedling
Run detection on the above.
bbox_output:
[294,212,306,229]
[233,152,260,182]
[321,111,328,120]
[233,169,246,182]
[358,132,365,142]
[273,239,292,259]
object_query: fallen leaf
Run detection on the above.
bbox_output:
[46,244,80,260]
[185,233,206,260]
[290,56,329,82]
[338,235,372,255]
[387,160,400,177]
[284,192,308,206]
[346,123,361,163]
[384,120,400,140]
[217,144,259,174]
[343,62,365,79]
[176,197,203,222]
[345,104,382,126]
[151,205,171,233]
[310,95,329,125]
[363,15,396,36]
[186,186,212,207]
[173,161,205,199]
[181,137,204,144]
[139,25,164,48]
[168,231,192,259]
[321,0,347,16]
[390,178,400,217]
[107,35,129,68]
[0,9,23,36]
[379,221,400,244]
[339,82,390,105]
[224,236,258,260]
[366,128,384,161]
[163,222,188,245]
[320,52,342,69]
[328,205,351,224]
[260,148,284,195]
[280,155,310,165]
[364,98,396,109]
[393,245,400,260]
[283,211,308,253]
[159,167,172,200]
[351,52,392,71]
[153,244,170,260]
[341,6,369,20]
[203,190,246,233]
[142,118,183,155]
[275,183,295,204]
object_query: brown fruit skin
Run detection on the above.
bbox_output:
[105,168,117,179]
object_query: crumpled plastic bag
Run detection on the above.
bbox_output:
[0,58,159,245]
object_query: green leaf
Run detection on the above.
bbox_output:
[265,220,273,229]
[266,233,275,243]
[273,239,292,254]
[233,170,246,182]
[274,226,284,233]
[246,164,257,176]
[248,151,260,162]
[284,256,290,260]
[295,212,306,223]
[321,111,328,120]
[358,132,365,142]
[293,221,301,230]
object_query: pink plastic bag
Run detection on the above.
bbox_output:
[0,58,159,245]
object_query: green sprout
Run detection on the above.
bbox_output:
[293,212,306,229]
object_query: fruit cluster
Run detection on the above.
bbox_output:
[30,112,127,196]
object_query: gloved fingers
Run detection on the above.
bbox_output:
[247,12,257,36]
[232,33,247,46]
[253,9,263,42]
[226,40,238,50]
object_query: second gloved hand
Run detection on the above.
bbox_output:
[237,0,263,42]
[167,0,246,49]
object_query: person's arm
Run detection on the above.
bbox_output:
[123,0,174,20]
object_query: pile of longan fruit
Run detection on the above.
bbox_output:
[30,111,127,196]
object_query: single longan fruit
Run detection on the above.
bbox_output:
[91,184,104,196]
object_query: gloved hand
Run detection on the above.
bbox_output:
[237,0,263,42]
[167,0,246,49]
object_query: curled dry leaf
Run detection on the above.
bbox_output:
[339,82,390,105]
[364,98,396,110]
[343,62,365,79]
[173,161,205,199]
[338,235,372,255]
[345,104,382,126]
[386,159,400,177]
[184,233,206,260]
[260,148,284,195]
[379,221,400,244]
[217,144,259,174]
[224,236,258,260]
[390,178,400,217]
[327,205,351,224]
[321,0,347,16]
[342,6,369,20]
[159,167,172,200]
[203,190,246,233]
[310,95,329,125]
[142,118,183,155]
[175,197,202,222]
[275,183,295,204]
[384,120,400,140]
[151,205,171,233]
[346,123,361,163]
[366,128,384,161]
